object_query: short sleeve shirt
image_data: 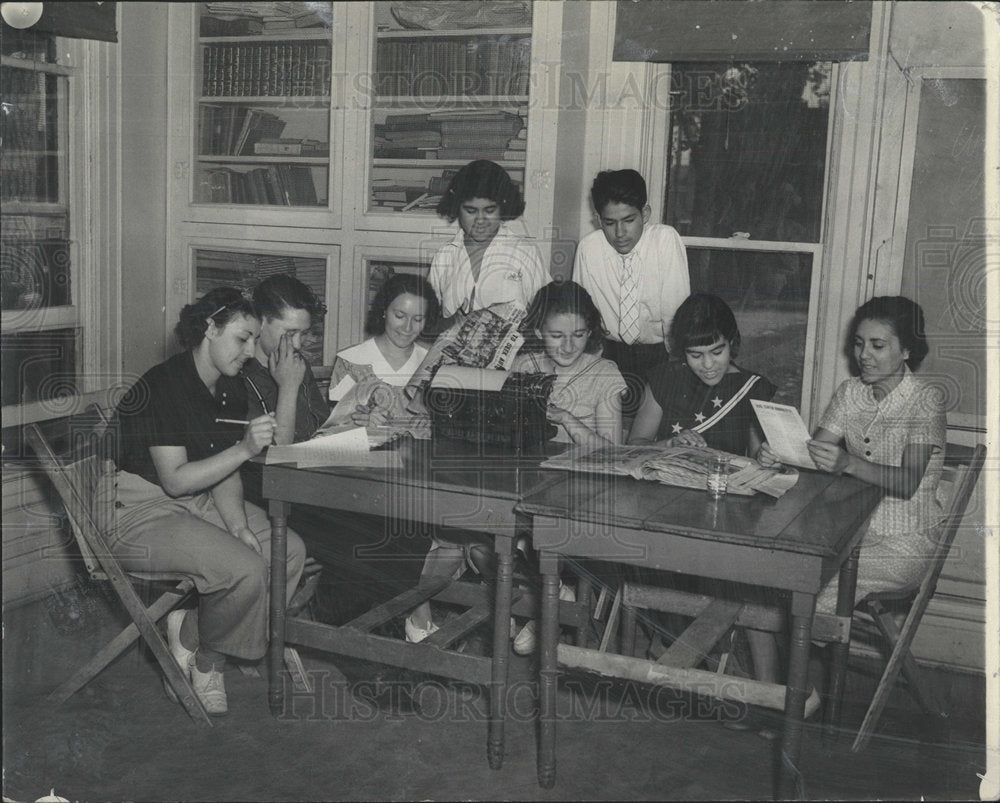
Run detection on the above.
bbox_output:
[115,350,248,486]
[511,351,627,443]
[646,361,775,455]
[818,368,946,538]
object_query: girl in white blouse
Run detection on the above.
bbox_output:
[328,273,440,426]
[428,159,545,324]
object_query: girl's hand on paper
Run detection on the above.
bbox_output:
[806,439,851,475]
[270,332,306,389]
[242,414,276,456]
[668,429,707,448]
[757,442,783,468]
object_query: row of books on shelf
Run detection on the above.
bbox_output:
[201,41,332,97]
[375,37,530,97]
[197,164,320,205]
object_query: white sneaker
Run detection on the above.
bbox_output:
[404,614,440,643]
[189,657,228,716]
[513,620,537,655]
[163,609,194,704]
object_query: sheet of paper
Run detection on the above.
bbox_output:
[328,373,356,402]
[265,426,400,469]
[750,399,816,470]
[430,365,507,392]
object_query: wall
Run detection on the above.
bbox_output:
[120,2,171,376]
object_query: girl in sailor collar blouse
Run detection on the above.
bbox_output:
[628,292,775,456]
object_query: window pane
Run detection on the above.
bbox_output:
[1,67,64,204]
[687,247,811,408]
[193,249,327,364]
[1,233,71,311]
[666,62,831,243]
[1,328,78,407]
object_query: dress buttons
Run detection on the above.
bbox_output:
[863,437,870,443]
[865,450,871,457]
[209,442,214,449]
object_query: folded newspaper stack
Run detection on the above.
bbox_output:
[542,444,799,498]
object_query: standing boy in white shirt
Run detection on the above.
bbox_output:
[573,169,690,414]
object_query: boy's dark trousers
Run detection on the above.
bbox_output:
[601,339,669,417]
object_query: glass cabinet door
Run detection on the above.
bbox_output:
[192,247,329,365]
[193,2,333,207]
[368,0,532,215]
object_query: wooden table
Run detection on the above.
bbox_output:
[263,437,571,769]
[518,469,882,799]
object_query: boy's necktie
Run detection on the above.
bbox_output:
[619,252,640,344]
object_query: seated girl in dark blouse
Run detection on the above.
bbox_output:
[628,292,775,457]
[109,287,307,715]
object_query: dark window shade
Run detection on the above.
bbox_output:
[32,2,117,43]
[614,0,871,63]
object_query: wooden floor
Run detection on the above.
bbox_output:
[2,573,986,802]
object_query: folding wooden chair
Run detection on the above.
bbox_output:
[25,405,212,726]
[833,442,987,751]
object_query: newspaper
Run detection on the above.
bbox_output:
[750,399,817,469]
[541,443,799,498]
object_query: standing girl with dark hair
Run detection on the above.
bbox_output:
[428,159,545,322]
[108,286,307,715]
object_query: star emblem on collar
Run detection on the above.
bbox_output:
[671,422,682,434]
[711,396,723,408]
[694,412,705,423]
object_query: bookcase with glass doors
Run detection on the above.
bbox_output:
[167,1,561,356]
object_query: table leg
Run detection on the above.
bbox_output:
[268,499,290,717]
[537,551,560,789]
[778,590,815,801]
[621,603,636,657]
[824,543,860,741]
[575,570,593,648]
[488,534,514,770]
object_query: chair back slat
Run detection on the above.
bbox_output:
[920,443,987,599]
[24,405,115,579]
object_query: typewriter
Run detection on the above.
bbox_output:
[424,369,557,453]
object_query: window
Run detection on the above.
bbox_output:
[664,61,832,408]
[1,28,119,449]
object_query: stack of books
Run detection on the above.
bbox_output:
[201,2,328,34]
[434,110,524,161]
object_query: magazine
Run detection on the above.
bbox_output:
[541,443,799,498]
[405,301,527,414]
